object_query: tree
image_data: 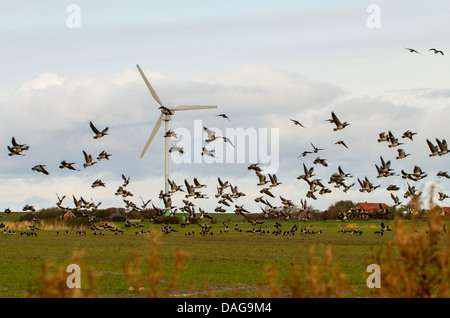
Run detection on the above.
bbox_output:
[321,200,354,220]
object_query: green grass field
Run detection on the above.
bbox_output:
[0,212,447,298]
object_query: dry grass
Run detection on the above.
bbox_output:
[122,228,192,297]
[369,191,450,298]
[5,220,88,232]
[25,250,100,298]
[258,245,355,298]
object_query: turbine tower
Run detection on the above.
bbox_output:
[136,64,218,195]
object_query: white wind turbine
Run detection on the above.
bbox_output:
[136,64,218,195]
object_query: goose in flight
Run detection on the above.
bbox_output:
[260,187,275,198]
[377,132,388,143]
[201,147,215,157]
[193,178,207,189]
[391,193,402,207]
[268,173,282,187]
[56,193,66,207]
[426,139,440,157]
[7,146,23,156]
[437,171,450,179]
[217,177,229,190]
[184,179,198,198]
[169,145,184,154]
[381,223,392,231]
[203,127,217,143]
[436,138,448,156]
[289,118,305,128]
[82,151,97,168]
[217,114,231,121]
[412,165,427,180]
[97,150,112,161]
[91,179,106,188]
[335,140,348,149]
[386,184,400,191]
[438,192,449,201]
[429,48,444,55]
[329,111,350,131]
[405,48,421,54]
[310,142,325,153]
[222,136,235,147]
[298,150,313,158]
[396,149,410,160]
[23,204,36,212]
[297,163,315,180]
[215,206,226,213]
[402,130,417,141]
[313,157,328,167]
[168,179,183,193]
[387,131,403,148]
[8,137,29,156]
[90,121,109,139]
[59,160,79,171]
[32,165,49,175]
[248,163,262,172]
[122,174,130,187]
[164,130,178,138]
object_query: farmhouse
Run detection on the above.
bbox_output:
[350,202,390,218]
[441,207,450,215]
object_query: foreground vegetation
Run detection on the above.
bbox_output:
[0,199,449,298]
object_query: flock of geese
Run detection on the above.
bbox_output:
[2,48,449,240]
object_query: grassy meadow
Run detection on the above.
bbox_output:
[0,212,448,298]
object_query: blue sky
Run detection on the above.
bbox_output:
[1,1,450,212]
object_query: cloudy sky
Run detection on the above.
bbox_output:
[1,0,450,213]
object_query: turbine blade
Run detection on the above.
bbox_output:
[136,64,164,107]
[140,113,164,158]
[171,105,218,111]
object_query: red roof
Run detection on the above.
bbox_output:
[442,207,450,214]
[352,202,390,212]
